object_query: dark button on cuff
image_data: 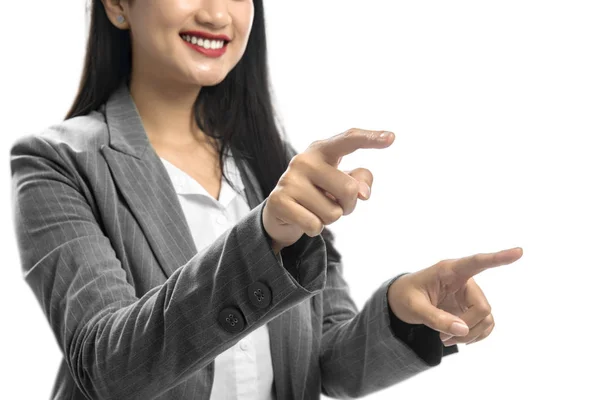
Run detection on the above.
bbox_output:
[218,307,245,333]
[248,282,272,309]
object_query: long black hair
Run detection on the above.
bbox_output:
[67,0,337,250]
[67,0,291,201]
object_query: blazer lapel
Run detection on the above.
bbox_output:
[99,80,293,399]
[99,81,197,278]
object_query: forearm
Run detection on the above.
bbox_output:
[30,202,328,399]
[320,276,436,398]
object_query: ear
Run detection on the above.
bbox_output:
[100,0,130,29]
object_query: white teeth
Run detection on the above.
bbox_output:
[181,35,225,49]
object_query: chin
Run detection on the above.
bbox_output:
[200,77,228,87]
[189,69,231,88]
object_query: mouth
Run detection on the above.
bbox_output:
[180,34,228,49]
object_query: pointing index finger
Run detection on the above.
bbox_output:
[317,129,395,165]
[451,247,523,280]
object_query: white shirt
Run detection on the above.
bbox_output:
[159,152,275,400]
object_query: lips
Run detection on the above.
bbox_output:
[178,29,232,58]
[180,34,228,57]
[180,30,231,42]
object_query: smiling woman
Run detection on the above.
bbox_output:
[9,0,480,399]
[72,0,288,202]
[100,0,253,87]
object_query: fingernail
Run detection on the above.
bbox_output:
[378,131,392,140]
[450,322,469,336]
[359,182,371,199]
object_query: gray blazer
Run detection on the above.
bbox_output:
[10,81,447,400]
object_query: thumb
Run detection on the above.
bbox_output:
[342,167,373,200]
[417,300,470,337]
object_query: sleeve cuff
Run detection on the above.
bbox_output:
[258,199,325,288]
[258,200,318,284]
[386,274,459,366]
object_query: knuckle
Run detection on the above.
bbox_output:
[277,172,297,190]
[289,154,309,169]
[270,192,288,215]
[436,261,455,278]
[318,212,333,226]
[475,301,492,315]
[320,215,334,226]
[308,139,322,149]
[437,259,453,267]
[306,219,323,237]
[268,189,284,207]
[344,201,357,217]
[343,128,359,138]
[323,207,343,225]
[343,179,360,197]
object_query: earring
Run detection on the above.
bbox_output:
[116,15,125,24]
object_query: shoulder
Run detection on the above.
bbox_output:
[10,111,108,167]
[9,111,110,188]
[10,110,108,158]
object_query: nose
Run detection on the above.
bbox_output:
[195,0,232,29]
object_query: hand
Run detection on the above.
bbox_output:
[388,247,524,346]
[263,128,395,251]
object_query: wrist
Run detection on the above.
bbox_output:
[387,273,411,321]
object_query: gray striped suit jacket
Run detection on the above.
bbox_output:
[10,81,450,399]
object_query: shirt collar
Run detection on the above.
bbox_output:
[159,149,245,207]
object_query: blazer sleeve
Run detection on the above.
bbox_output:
[9,134,329,400]
[279,141,458,398]
[317,229,460,398]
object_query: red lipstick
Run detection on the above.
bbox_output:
[180,31,230,58]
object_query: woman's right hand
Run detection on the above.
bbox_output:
[263,128,396,253]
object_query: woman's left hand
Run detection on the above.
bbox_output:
[387,247,523,346]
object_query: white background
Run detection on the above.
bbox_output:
[1,1,599,398]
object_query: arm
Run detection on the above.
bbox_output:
[279,140,457,398]
[10,135,328,400]
[316,231,423,398]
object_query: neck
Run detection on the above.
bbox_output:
[128,68,208,150]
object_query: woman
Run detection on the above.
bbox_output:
[10,0,523,399]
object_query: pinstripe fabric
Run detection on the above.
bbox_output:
[158,154,276,399]
[10,80,439,400]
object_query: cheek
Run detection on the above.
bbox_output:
[130,8,183,60]
[234,3,255,44]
